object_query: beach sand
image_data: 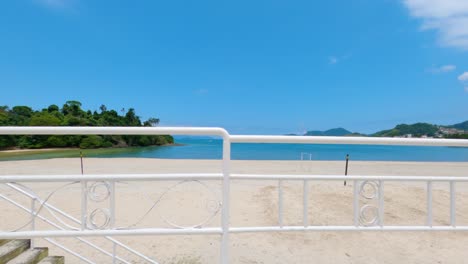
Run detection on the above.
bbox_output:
[1,158,468,263]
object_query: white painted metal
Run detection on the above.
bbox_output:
[81,181,87,230]
[221,135,231,264]
[303,180,308,227]
[378,180,384,226]
[30,198,36,248]
[3,174,468,183]
[230,174,468,181]
[451,182,456,226]
[1,126,468,264]
[44,238,95,264]
[353,180,359,226]
[427,181,433,227]
[230,135,468,146]
[278,180,283,227]
[0,193,133,264]
[110,181,116,264]
[4,183,158,264]
[229,226,468,232]
[0,126,230,138]
[0,173,223,183]
[0,228,223,238]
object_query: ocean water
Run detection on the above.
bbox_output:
[2,137,468,162]
[94,137,468,162]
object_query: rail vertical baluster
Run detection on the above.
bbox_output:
[110,181,116,264]
[427,181,433,227]
[31,197,36,248]
[221,134,231,264]
[378,180,384,226]
[303,180,308,227]
[81,181,87,230]
[450,181,456,227]
[353,180,359,226]
[278,180,283,227]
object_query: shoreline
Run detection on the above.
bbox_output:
[0,143,183,153]
[0,148,77,153]
[2,158,467,175]
[0,143,184,160]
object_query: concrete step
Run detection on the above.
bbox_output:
[37,256,64,264]
[0,240,30,263]
[0,240,12,247]
[7,248,48,264]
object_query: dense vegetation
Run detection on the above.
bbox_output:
[445,134,468,139]
[449,121,468,131]
[304,128,352,136]
[372,123,439,137]
[0,101,173,150]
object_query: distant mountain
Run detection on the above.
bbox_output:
[373,123,439,137]
[449,121,468,131]
[304,128,352,136]
[300,120,467,139]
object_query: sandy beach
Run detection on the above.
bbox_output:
[1,158,468,263]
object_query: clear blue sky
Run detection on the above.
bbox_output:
[1,0,467,134]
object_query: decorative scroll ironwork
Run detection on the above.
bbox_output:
[358,180,381,226]
[2,179,222,232]
[126,180,221,229]
[87,181,111,202]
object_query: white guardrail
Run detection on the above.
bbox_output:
[1,127,468,264]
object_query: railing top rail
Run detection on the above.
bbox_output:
[1,126,467,147]
[230,135,468,147]
[0,126,468,147]
[0,173,222,182]
[2,173,468,182]
[0,126,230,139]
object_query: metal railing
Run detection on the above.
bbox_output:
[1,182,157,264]
[1,126,468,264]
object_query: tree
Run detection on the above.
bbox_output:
[47,104,59,113]
[12,106,33,117]
[124,108,141,126]
[10,106,33,125]
[30,113,61,126]
[144,117,160,127]
[64,100,83,116]
[99,104,107,113]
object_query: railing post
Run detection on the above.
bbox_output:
[30,197,36,248]
[303,180,308,227]
[378,180,384,226]
[81,181,87,230]
[353,180,359,227]
[427,181,433,227]
[278,180,283,227]
[450,181,456,227]
[221,134,231,264]
[110,180,116,264]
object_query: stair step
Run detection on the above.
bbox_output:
[0,240,30,263]
[0,240,12,247]
[37,256,64,264]
[7,247,48,264]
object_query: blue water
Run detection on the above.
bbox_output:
[96,137,468,162]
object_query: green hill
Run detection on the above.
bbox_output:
[372,123,439,137]
[449,121,468,130]
[0,101,173,150]
[305,128,352,136]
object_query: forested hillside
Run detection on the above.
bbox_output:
[0,101,173,149]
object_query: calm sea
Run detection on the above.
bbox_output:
[98,137,468,162]
[1,137,468,161]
